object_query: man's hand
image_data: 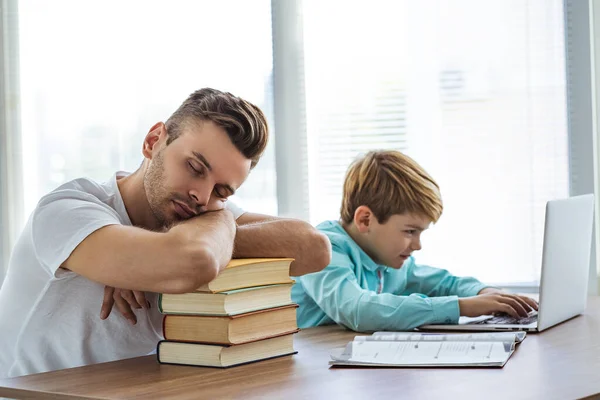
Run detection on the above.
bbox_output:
[458,292,538,319]
[100,286,149,325]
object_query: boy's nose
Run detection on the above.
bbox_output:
[411,238,422,251]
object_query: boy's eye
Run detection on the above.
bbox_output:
[405,230,416,235]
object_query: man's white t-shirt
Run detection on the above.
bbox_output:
[0,172,245,378]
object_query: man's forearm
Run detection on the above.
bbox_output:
[64,210,236,295]
[171,209,236,272]
[233,218,331,276]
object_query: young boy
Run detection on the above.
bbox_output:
[292,150,537,331]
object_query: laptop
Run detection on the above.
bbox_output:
[419,194,594,333]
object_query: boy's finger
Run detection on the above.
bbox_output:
[499,297,528,317]
[510,295,533,313]
[499,303,520,319]
[519,296,539,311]
[500,294,534,313]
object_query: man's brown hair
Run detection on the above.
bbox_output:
[340,150,443,224]
[165,88,269,168]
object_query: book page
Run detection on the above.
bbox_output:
[331,340,513,367]
[367,331,526,344]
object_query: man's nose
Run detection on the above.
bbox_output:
[189,187,212,209]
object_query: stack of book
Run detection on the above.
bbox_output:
[156,258,299,368]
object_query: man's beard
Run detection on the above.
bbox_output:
[144,151,175,229]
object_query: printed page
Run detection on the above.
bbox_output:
[331,340,513,367]
[367,331,526,343]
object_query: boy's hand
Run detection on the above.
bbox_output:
[458,293,538,319]
[100,286,149,325]
[478,287,504,295]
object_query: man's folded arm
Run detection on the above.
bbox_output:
[61,210,236,294]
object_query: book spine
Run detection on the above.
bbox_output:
[156,340,163,363]
[158,293,164,314]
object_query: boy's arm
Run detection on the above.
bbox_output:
[402,260,537,315]
[233,213,332,276]
[402,258,488,298]
[401,260,537,318]
[297,252,460,332]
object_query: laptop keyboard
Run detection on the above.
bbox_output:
[473,310,538,325]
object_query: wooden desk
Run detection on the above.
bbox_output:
[1,298,600,400]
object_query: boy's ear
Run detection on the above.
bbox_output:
[142,122,167,159]
[354,206,373,233]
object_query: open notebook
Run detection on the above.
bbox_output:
[329,331,526,368]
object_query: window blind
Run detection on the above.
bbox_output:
[301,0,570,284]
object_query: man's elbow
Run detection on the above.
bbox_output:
[313,232,332,272]
[161,247,220,294]
[293,231,331,276]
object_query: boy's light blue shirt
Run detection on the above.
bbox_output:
[292,220,488,331]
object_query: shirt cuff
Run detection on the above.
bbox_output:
[430,296,460,324]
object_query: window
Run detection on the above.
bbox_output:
[302,0,569,284]
[2,0,592,288]
[17,0,277,221]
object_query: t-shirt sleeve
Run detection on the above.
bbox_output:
[225,199,245,220]
[31,190,124,278]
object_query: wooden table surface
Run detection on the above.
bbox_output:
[1,297,600,400]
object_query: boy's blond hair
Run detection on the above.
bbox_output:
[340,150,443,224]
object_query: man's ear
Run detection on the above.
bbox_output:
[142,122,166,159]
[354,206,373,233]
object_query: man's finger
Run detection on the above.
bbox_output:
[133,291,149,309]
[121,290,142,309]
[100,286,115,320]
[113,291,137,325]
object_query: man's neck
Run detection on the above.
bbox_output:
[117,167,159,230]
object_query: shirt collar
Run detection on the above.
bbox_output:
[330,220,388,273]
